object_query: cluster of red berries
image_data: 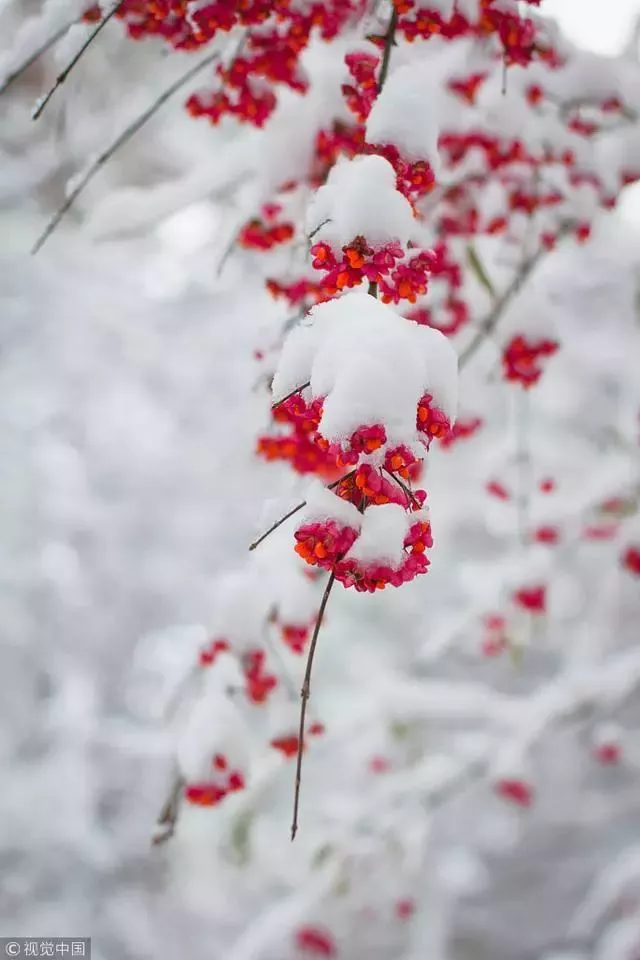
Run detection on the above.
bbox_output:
[185,753,245,807]
[238,204,295,250]
[502,335,559,388]
[270,721,325,759]
[513,585,546,614]
[393,0,550,68]
[623,546,640,576]
[342,49,380,123]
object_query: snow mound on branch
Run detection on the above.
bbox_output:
[271,321,320,400]
[301,479,362,529]
[366,61,443,173]
[306,154,416,249]
[345,503,411,569]
[273,291,458,445]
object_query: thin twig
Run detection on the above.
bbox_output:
[382,467,422,509]
[31,47,221,254]
[152,769,186,846]
[32,0,127,121]
[0,16,78,99]
[250,499,307,552]
[249,471,354,552]
[272,381,311,409]
[291,568,337,841]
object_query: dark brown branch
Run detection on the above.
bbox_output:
[0,16,78,99]
[32,1,127,121]
[249,471,354,552]
[272,381,311,409]
[291,568,337,841]
[377,5,398,93]
[31,48,221,254]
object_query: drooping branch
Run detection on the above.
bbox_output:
[32,1,127,121]
[0,16,78,99]
[291,568,337,841]
[31,47,222,254]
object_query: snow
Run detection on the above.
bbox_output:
[344,503,410,568]
[306,154,417,250]
[273,291,459,446]
[301,478,362,529]
[366,61,443,173]
[270,320,319,401]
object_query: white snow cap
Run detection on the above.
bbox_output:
[344,503,411,569]
[366,61,443,175]
[306,154,417,250]
[272,291,458,448]
[300,478,363,530]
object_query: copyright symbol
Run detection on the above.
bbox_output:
[5,943,20,957]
